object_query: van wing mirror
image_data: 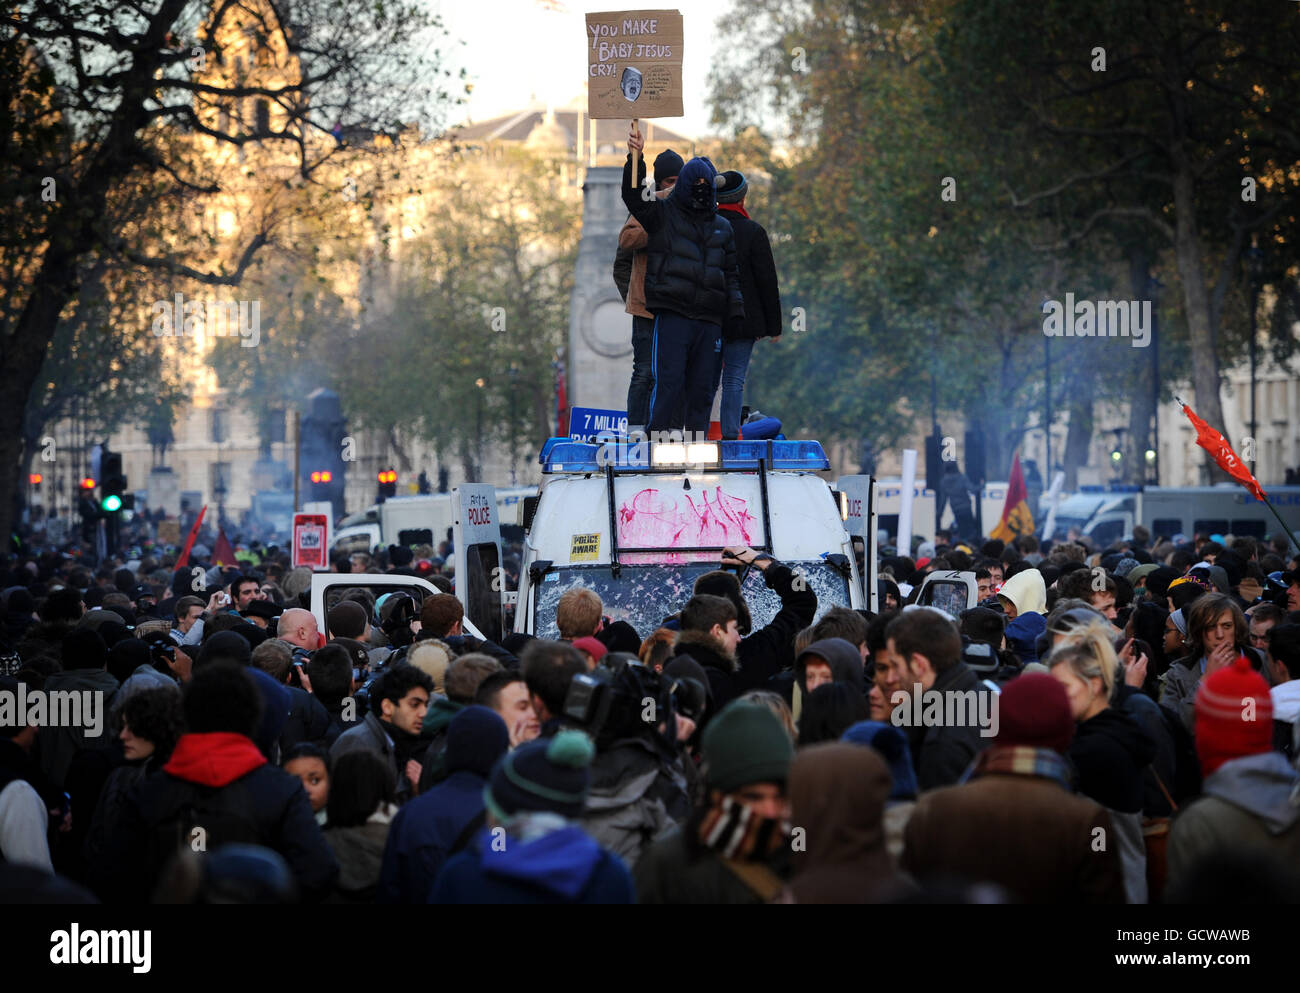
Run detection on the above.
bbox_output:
[528,560,554,586]
[824,553,851,578]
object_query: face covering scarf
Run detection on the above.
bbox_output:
[688,182,714,212]
[697,794,790,860]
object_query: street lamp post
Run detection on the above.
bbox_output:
[474,378,486,481]
[1246,239,1263,478]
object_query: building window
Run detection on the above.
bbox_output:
[255,99,270,135]
[211,408,227,444]
[211,462,231,500]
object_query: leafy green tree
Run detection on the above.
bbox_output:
[331,146,580,480]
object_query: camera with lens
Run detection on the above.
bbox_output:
[563,654,679,751]
[961,635,1021,685]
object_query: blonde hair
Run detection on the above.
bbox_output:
[407,640,453,694]
[737,689,798,743]
[1046,616,1117,703]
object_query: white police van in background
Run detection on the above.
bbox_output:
[309,483,502,642]
[505,437,881,640]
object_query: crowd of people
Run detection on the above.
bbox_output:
[1,521,1299,903]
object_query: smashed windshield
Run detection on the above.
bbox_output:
[531,561,852,640]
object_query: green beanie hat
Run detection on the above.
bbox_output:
[702,702,793,794]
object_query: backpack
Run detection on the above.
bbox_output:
[149,778,263,877]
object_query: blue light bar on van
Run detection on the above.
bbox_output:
[539,439,829,474]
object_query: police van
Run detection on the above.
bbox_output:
[502,438,881,640]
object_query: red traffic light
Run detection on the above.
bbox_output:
[377,470,397,484]
[29,474,43,485]
[311,470,333,484]
[81,477,96,490]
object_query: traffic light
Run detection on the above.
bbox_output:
[310,469,333,500]
[28,473,42,486]
[100,451,124,513]
[81,477,96,491]
[377,469,397,501]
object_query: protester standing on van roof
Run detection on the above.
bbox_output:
[623,127,744,435]
[614,148,682,434]
[711,170,782,441]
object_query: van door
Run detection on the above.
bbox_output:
[837,475,879,612]
[453,484,505,643]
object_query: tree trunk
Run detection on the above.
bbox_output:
[1062,367,1095,491]
[1172,167,1226,482]
[0,0,188,544]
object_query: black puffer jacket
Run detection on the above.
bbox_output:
[621,154,744,327]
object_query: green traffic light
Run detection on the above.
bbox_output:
[101,494,122,512]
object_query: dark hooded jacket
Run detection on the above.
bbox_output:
[795,638,865,695]
[782,744,915,903]
[99,731,339,903]
[377,706,510,903]
[620,154,744,327]
[1115,685,1177,816]
[1069,705,1157,904]
[1168,751,1300,883]
[35,666,120,789]
[1070,707,1157,815]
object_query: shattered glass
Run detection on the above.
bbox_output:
[531,561,852,641]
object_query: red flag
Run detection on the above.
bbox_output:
[991,452,1034,542]
[212,528,236,567]
[1178,400,1267,503]
[175,505,207,568]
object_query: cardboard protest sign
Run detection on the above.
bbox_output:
[585,9,684,119]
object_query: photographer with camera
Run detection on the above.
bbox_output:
[564,653,700,869]
[959,606,1025,687]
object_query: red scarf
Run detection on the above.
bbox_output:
[718,202,750,220]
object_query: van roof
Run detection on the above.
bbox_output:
[538,437,830,474]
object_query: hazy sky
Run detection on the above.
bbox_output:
[431,0,723,138]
